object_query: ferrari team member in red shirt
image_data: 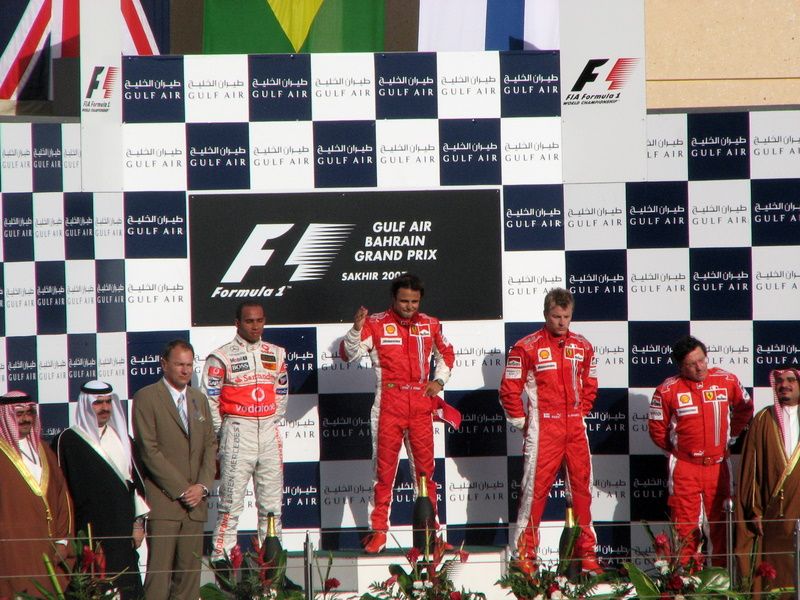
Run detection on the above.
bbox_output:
[340,273,455,554]
[500,288,601,574]
[649,335,753,566]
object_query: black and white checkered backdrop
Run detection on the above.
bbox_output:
[1,50,799,559]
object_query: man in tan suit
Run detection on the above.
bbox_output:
[133,340,217,600]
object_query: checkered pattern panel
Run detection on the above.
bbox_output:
[1,52,799,558]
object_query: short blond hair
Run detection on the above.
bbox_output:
[543,288,574,313]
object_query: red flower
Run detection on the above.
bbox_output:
[94,546,107,580]
[688,551,705,574]
[654,533,670,554]
[666,573,683,591]
[450,592,462,600]
[230,545,244,570]
[385,575,398,587]
[756,562,778,581]
[81,546,96,572]
[406,547,421,564]
[547,583,559,594]
[457,549,469,563]
[324,577,341,591]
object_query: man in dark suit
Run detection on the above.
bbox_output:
[133,340,217,600]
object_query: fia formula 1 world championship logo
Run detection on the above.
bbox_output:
[564,58,639,106]
[83,66,119,113]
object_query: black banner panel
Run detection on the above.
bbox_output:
[190,189,502,325]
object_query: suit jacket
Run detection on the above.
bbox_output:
[133,380,217,522]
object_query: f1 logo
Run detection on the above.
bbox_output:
[222,223,355,283]
[571,58,638,92]
[223,224,293,282]
[85,66,119,99]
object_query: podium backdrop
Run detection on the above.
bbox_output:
[1,49,799,561]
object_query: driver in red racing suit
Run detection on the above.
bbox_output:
[340,273,455,554]
[649,335,752,567]
[500,288,601,574]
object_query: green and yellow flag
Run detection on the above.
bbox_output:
[203,0,388,54]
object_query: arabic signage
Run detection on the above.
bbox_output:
[628,321,688,388]
[123,123,187,191]
[500,51,560,117]
[249,54,312,121]
[646,114,688,181]
[751,179,800,246]
[436,52,501,119]
[124,192,187,258]
[375,52,438,119]
[753,321,800,383]
[189,189,502,326]
[627,248,689,321]
[689,247,752,320]
[439,119,502,185]
[313,121,377,187]
[626,181,688,248]
[504,185,564,251]
[186,123,250,190]
[750,110,800,179]
[565,249,627,321]
[687,112,749,180]
[564,183,626,250]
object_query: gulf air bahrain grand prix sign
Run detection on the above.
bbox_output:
[189,190,501,325]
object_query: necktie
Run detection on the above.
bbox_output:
[177,393,189,432]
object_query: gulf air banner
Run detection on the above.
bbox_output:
[189,190,502,325]
[559,0,646,183]
[80,0,123,191]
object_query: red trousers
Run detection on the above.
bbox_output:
[370,384,436,532]
[515,413,597,560]
[669,457,730,567]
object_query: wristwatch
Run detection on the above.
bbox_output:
[434,378,445,387]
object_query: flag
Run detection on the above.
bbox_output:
[120,0,170,55]
[203,0,385,54]
[203,0,558,55]
[0,0,52,100]
[418,0,559,51]
[1,0,169,101]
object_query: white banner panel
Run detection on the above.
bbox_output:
[80,0,123,191]
[559,0,646,183]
